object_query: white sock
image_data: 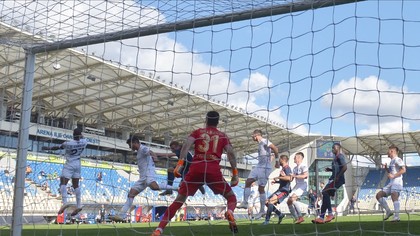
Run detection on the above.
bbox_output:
[394,201,400,218]
[243,188,251,204]
[74,187,81,208]
[259,194,266,213]
[60,185,68,205]
[293,201,302,217]
[288,204,298,219]
[120,197,134,215]
[158,183,178,190]
[378,197,391,213]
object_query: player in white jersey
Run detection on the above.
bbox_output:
[237,129,280,219]
[110,136,178,222]
[287,152,308,224]
[42,128,88,216]
[376,145,406,222]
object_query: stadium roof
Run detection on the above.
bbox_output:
[1,22,420,162]
[0,22,313,155]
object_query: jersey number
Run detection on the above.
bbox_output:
[197,134,219,153]
[70,148,85,156]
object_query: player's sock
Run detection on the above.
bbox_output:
[120,197,134,215]
[158,200,183,230]
[226,194,237,212]
[273,206,282,216]
[322,194,331,216]
[74,187,81,209]
[288,204,298,219]
[259,194,266,213]
[243,187,251,204]
[265,203,274,221]
[393,201,400,218]
[378,197,391,213]
[293,201,302,217]
[60,185,68,205]
[159,183,178,191]
[167,171,175,186]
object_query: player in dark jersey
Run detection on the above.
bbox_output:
[312,143,347,224]
[262,155,292,225]
[155,141,205,196]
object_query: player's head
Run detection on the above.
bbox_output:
[279,154,289,166]
[252,129,263,142]
[169,140,181,152]
[73,128,83,140]
[206,111,219,127]
[388,145,399,157]
[126,136,140,151]
[332,142,341,155]
[294,152,304,163]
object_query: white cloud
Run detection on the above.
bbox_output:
[3,1,287,126]
[358,120,410,135]
[288,122,310,135]
[77,13,288,127]
[322,76,420,135]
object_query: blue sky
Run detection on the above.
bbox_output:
[2,0,419,156]
[156,0,420,137]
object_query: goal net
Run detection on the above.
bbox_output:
[0,0,419,236]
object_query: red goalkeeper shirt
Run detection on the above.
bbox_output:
[190,126,231,169]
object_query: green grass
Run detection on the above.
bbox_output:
[2,214,420,236]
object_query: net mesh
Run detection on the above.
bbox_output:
[0,0,420,235]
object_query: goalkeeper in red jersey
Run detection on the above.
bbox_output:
[151,111,239,236]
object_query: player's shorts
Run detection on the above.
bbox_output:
[61,162,81,179]
[248,166,271,186]
[289,187,307,198]
[382,183,403,196]
[131,168,157,192]
[322,178,345,197]
[268,190,289,205]
[179,163,232,196]
[248,195,259,206]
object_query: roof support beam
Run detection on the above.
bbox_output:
[382,135,396,148]
[358,139,381,168]
[408,132,420,156]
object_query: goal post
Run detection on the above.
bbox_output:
[12,52,36,236]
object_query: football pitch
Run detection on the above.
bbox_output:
[2,214,420,236]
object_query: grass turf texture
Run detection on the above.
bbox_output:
[2,214,420,236]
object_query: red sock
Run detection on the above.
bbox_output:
[226,194,237,212]
[158,200,183,230]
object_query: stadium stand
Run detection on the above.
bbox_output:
[2,155,420,224]
[354,167,420,214]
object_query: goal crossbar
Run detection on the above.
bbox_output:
[27,0,363,54]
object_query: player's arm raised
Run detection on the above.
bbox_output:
[154,151,177,159]
[42,144,63,151]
